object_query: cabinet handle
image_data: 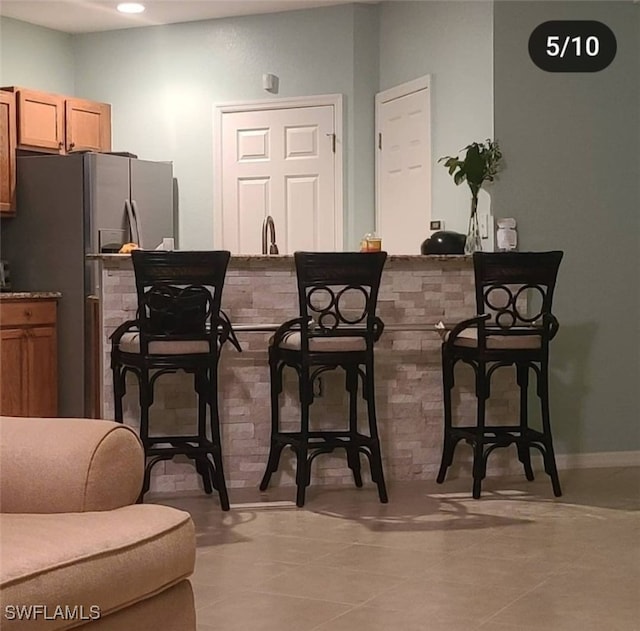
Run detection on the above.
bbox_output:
[24,309,32,318]
[69,142,75,150]
[58,141,64,149]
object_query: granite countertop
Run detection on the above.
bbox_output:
[0,292,62,300]
[89,252,472,273]
[87,253,471,262]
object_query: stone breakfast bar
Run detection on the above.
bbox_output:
[92,254,521,495]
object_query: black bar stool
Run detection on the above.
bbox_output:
[110,250,235,510]
[437,251,564,498]
[260,251,388,507]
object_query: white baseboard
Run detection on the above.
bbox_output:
[556,450,640,470]
[451,449,640,479]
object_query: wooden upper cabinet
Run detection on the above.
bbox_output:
[65,98,111,153]
[0,90,17,215]
[2,87,111,154]
[15,88,65,152]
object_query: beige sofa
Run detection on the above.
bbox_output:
[0,416,197,631]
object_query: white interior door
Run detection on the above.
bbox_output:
[376,76,431,255]
[215,98,342,254]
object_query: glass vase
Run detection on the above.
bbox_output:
[465,211,482,254]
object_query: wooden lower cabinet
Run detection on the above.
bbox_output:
[0,298,58,417]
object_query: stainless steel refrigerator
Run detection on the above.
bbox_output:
[1,152,178,417]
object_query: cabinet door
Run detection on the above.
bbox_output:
[16,89,65,152]
[0,90,16,215]
[65,98,111,153]
[0,300,58,417]
[0,328,26,415]
[26,325,57,417]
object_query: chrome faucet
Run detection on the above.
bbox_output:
[261,215,279,255]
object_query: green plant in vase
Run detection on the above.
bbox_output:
[439,139,502,254]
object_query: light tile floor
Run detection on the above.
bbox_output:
[153,466,640,630]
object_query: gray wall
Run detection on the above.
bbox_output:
[351,3,380,247]
[494,1,640,453]
[379,1,494,235]
[0,17,74,93]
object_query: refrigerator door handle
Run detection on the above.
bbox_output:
[130,200,144,249]
[125,199,141,246]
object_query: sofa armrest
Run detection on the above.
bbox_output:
[0,416,144,513]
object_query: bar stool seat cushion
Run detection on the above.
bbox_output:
[271,331,367,352]
[440,328,541,350]
[117,332,210,355]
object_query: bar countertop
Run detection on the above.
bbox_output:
[86,253,471,262]
[0,292,62,300]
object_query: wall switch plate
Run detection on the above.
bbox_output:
[430,220,443,231]
[479,214,489,239]
[479,214,495,251]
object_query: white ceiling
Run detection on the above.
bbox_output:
[0,0,378,34]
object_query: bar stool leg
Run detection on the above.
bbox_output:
[112,365,126,423]
[138,369,151,455]
[295,368,312,507]
[194,370,214,495]
[345,366,363,487]
[472,362,488,499]
[516,363,535,481]
[437,353,456,484]
[364,361,388,504]
[260,354,286,491]
[208,368,230,511]
[539,362,562,497]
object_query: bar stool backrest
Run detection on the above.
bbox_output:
[473,251,563,340]
[293,251,387,347]
[131,250,231,352]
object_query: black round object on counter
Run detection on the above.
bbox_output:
[420,231,466,255]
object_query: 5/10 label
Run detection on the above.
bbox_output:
[546,35,600,58]
[529,21,616,72]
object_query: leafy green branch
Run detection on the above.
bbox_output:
[439,139,503,216]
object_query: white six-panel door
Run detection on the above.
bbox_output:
[376,76,431,255]
[216,99,341,254]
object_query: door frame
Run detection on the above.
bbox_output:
[213,94,344,250]
[375,75,431,237]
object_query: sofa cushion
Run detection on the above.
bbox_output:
[0,417,144,514]
[0,504,195,631]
